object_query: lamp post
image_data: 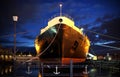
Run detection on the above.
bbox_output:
[13,16,18,60]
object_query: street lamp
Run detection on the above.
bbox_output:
[13,16,18,60]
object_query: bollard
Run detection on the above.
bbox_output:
[70,59,73,77]
[41,63,44,77]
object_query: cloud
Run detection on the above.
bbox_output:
[0,38,13,44]
[101,17,120,38]
[21,34,35,40]
[0,37,28,47]
[89,17,120,42]
[94,14,115,23]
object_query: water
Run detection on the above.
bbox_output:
[0,61,120,77]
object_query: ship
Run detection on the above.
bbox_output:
[34,4,90,64]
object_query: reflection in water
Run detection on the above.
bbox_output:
[38,72,89,77]
[0,62,119,77]
[38,72,42,77]
[0,65,13,75]
[84,74,88,77]
[89,68,97,77]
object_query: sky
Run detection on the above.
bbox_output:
[0,0,120,52]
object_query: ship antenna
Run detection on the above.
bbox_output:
[59,3,62,16]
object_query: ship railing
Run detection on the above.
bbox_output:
[48,13,74,21]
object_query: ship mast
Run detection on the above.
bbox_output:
[59,3,62,16]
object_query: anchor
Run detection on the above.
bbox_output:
[26,62,32,74]
[83,65,89,74]
[53,66,60,75]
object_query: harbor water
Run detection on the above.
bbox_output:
[0,60,120,77]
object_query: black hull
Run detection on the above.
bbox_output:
[35,24,90,64]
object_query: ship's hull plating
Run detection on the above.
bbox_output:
[35,24,90,64]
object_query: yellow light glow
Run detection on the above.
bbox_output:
[84,36,90,54]
[35,44,40,54]
[38,72,42,77]
[1,55,4,60]
[35,38,43,54]
[5,68,8,74]
[27,54,32,57]
[5,55,8,60]
[9,66,12,72]
[93,56,97,60]
[9,55,13,59]
[35,39,40,54]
